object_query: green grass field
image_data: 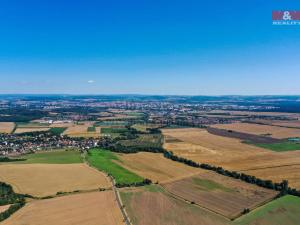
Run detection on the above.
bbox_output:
[87,126,96,132]
[101,127,128,134]
[49,127,67,135]
[7,150,83,164]
[253,142,300,152]
[86,149,144,185]
[234,195,300,225]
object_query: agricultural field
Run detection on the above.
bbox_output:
[253,141,300,152]
[162,170,277,219]
[161,128,300,189]
[2,191,123,225]
[161,128,268,166]
[86,149,144,185]
[241,165,300,189]
[118,134,163,149]
[7,149,83,164]
[120,185,230,225]
[251,119,300,129]
[116,152,199,183]
[0,122,15,133]
[131,123,161,133]
[211,122,300,139]
[0,163,110,197]
[234,195,300,225]
[48,127,67,135]
[14,127,50,134]
[63,121,101,137]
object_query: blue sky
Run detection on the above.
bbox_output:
[0,0,300,95]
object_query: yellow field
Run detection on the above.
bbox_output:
[116,152,199,183]
[2,191,123,225]
[63,121,101,137]
[0,163,110,197]
[161,128,300,189]
[162,128,268,166]
[253,119,300,129]
[243,164,300,189]
[211,122,300,139]
[49,122,75,128]
[0,122,15,133]
[14,127,50,134]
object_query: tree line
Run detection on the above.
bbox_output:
[115,179,152,188]
[0,182,26,222]
[162,150,300,197]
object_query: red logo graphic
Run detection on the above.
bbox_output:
[272,11,300,20]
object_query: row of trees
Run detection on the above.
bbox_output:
[163,150,300,197]
[0,182,25,206]
[97,126,300,197]
[99,127,164,153]
[115,179,152,188]
[0,182,26,222]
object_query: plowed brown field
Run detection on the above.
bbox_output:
[121,186,230,225]
[162,171,277,219]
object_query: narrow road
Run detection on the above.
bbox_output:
[82,152,132,225]
[109,176,132,225]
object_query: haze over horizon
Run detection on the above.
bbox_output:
[1,0,300,95]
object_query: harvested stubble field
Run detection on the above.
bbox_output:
[0,122,15,133]
[2,191,123,225]
[252,119,300,129]
[0,163,110,197]
[120,185,230,225]
[116,152,200,183]
[162,170,277,219]
[211,122,300,139]
[162,128,268,166]
[161,128,300,189]
[14,127,50,134]
[63,121,101,137]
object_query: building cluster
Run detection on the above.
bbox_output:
[0,133,100,156]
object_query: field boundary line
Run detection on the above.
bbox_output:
[159,184,231,221]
